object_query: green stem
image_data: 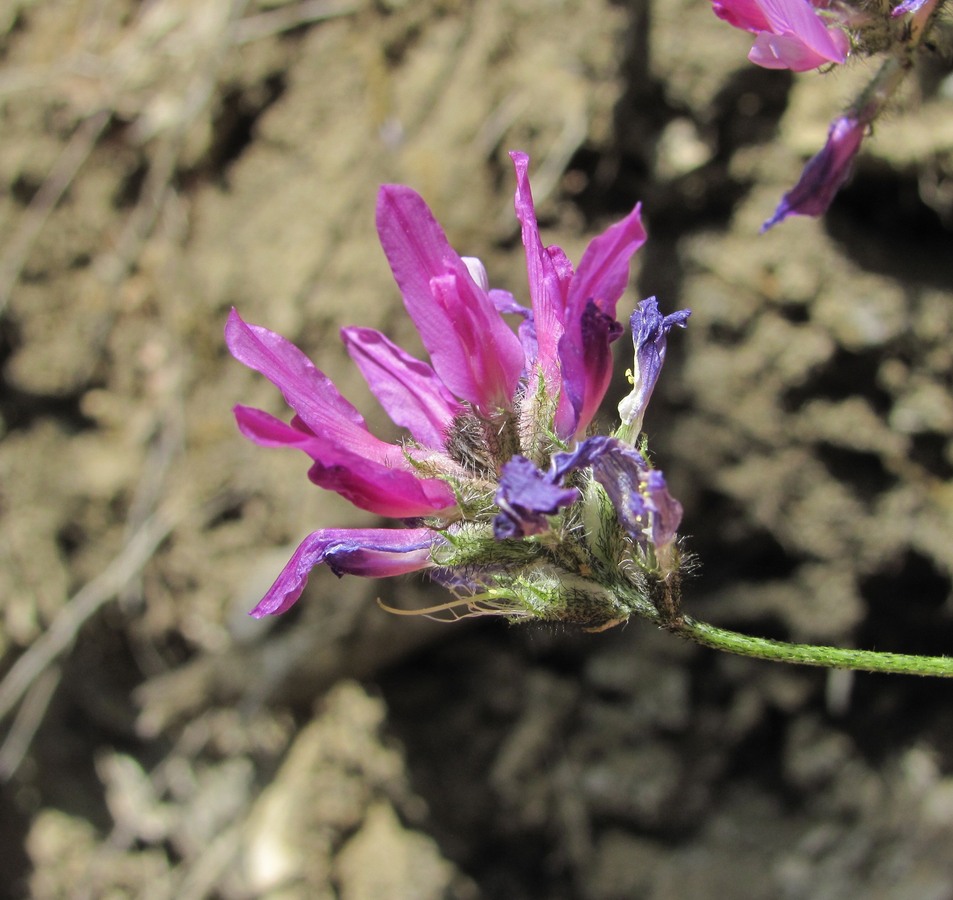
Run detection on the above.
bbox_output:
[668,614,953,677]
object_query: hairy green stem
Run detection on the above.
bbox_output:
[666,614,953,677]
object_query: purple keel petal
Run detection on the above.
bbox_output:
[250,527,437,617]
[376,185,524,413]
[557,300,624,438]
[234,405,455,517]
[341,326,462,450]
[494,455,580,539]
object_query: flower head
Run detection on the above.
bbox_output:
[761,114,866,230]
[713,0,850,71]
[228,154,689,627]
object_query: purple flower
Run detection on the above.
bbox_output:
[228,153,675,622]
[618,298,691,441]
[494,456,580,539]
[550,436,683,549]
[761,114,865,230]
[713,0,849,71]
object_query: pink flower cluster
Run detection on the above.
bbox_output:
[226,153,682,618]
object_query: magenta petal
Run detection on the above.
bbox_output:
[510,151,564,375]
[234,405,455,517]
[250,527,437,617]
[510,151,578,435]
[559,202,647,435]
[749,31,835,70]
[341,326,462,449]
[715,0,848,71]
[569,203,646,321]
[758,0,848,63]
[375,185,523,413]
[226,309,366,438]
[712,0,773,31]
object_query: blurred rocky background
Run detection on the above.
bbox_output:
[2,0,953,897]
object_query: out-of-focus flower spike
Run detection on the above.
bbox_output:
[761,114,866,230]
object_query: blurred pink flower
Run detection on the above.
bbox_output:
[713,0,849,71]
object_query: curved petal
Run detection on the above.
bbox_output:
[375,185,523,413]
[568,203,646,320]
[749,31,837,70]
[226,309,366,440]
[234,405,455,517]
[510,152,561,367]
[341,326,462,449]
[714,0,848,71]
[250,527,437,617]
[758,0,848,62]
[712,0,773,31]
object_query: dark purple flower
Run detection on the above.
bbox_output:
[762,115,865,230]
[618,298,691,441]
[551,436,683,549]
[494,455,580,539]
[713,0,849,71]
